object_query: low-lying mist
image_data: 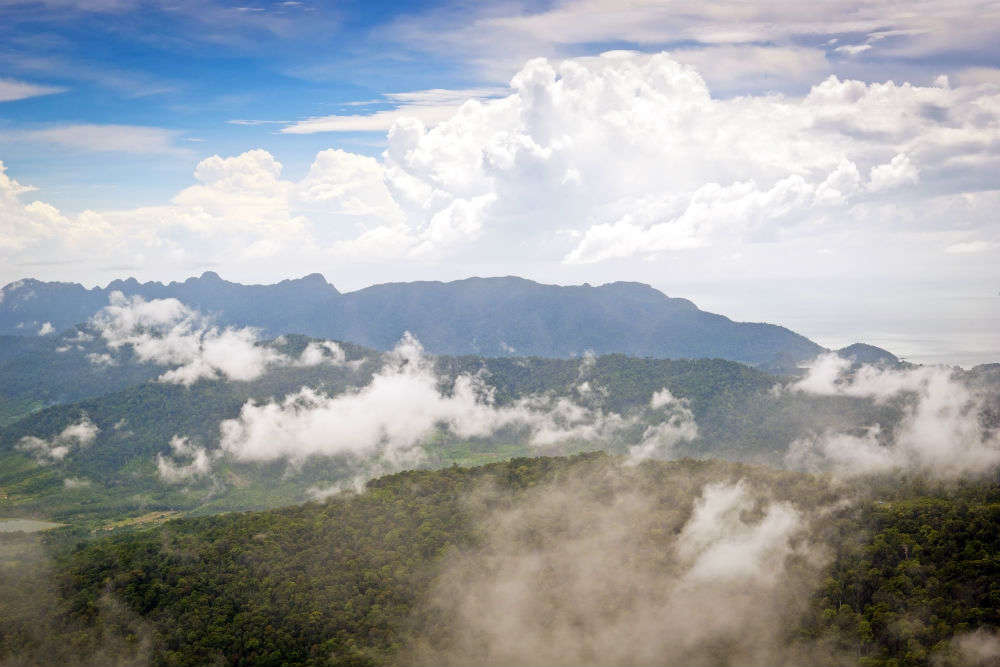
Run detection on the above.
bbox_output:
[89,292,346,384]
[786,353,1000,477]
[404,461,846,666]
[163,334,698,487]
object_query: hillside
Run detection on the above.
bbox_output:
[0,348,891,525]
[0,273,824,367]
[2,455,997,667]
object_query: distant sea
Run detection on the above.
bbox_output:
[677,282,999,368]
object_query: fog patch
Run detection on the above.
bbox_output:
[156,435,214,483]
[626,388,698,463]
[787,353,1000,477]
[306,475,368,500]
[293,340,346,366]
[86,351,117,366]
[0,532,152,665]
[17,417,99,463]
[935,629,1000,666]
[407,468,832,666]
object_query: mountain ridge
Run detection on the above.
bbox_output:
[1,272,824,366]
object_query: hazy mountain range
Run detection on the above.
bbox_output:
[0,272,833,368]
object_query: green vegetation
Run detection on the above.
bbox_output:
[0,349,894,526]
[802,479,1000,666]
[0,455,997,666]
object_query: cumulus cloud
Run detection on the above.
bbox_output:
[786,353,1000,477]
[0,160,115,253]
[563,164,861,263]
[868,153,919,191]
[37,321,54,335]
[17,418,99,463]
[4,50,999,277]
[324,52,994,264]
[219,334,696,473]
[89,292,344,384]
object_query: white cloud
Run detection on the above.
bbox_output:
[956,67,1000,86]
[37,321,54,335]
[20,124,186,155]
[945,240,997,254]
[297,149,403,220]
[168,149,304,237]
[89,291,327,384]
[17,417,99,464]
[156,435,214,483]
[868,153,919,191]
[563,167,857,264]
[86,351,117,365]
[787,353,1000,476]
[279,87,508,134]
[627,389,698,463]
[2,51,999,286]
[293,340,346,366]
[834,44,872,56]
[669,46,830,92]
[677,481,802,585]
[219,333,695,473]
[388,0,1000,88]
[0,78,66,102]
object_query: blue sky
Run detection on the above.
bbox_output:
[0,0,471,208]
[1,0,999,364]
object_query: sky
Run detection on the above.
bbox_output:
[1,0,999,365]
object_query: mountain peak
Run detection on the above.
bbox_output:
[199,271,222,281]
[836,343,900,366]
[300,273,328,285]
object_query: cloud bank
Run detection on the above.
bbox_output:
[1,50,997,281]
[89,292,344,384]
[218,335,697,472]
[786,354,1000,477]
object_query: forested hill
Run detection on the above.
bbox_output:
[0,348,892,524]
[2,455,998,667]
[0,273,822,366]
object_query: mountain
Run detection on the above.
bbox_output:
[835,343,901,366]
[0,273,823,367]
